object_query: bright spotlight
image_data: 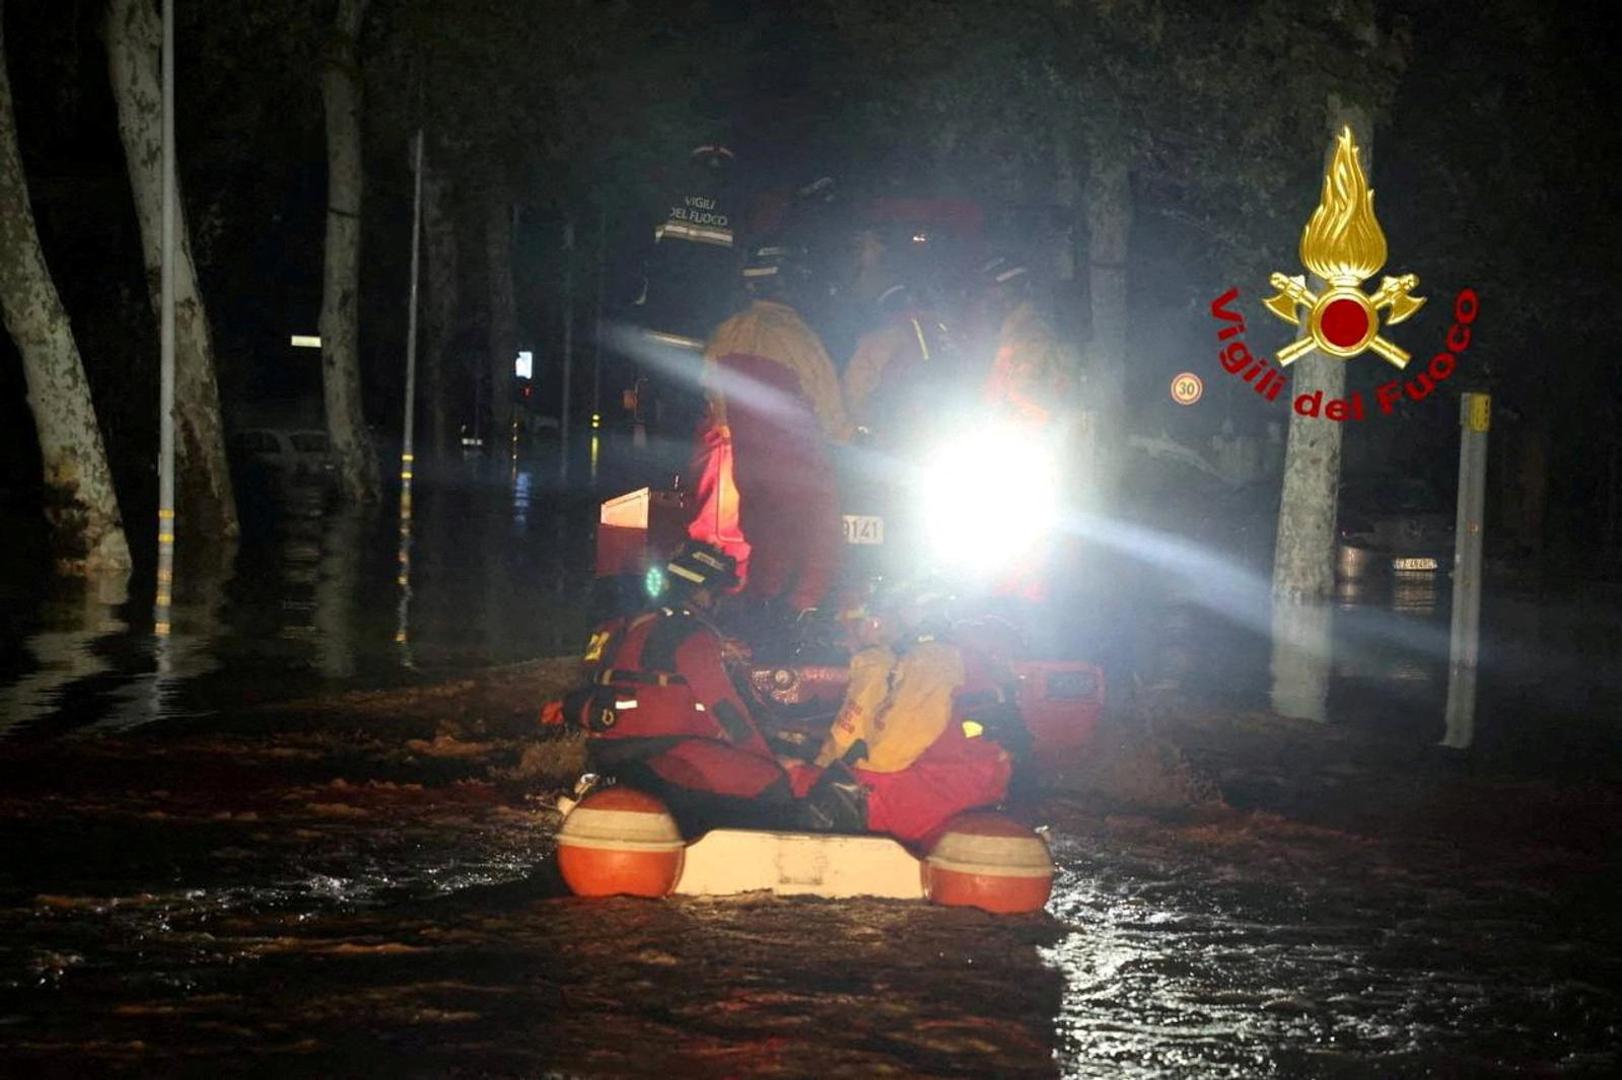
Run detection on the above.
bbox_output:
[916,420,1061,573]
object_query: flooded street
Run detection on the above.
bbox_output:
[1,471,1620,1076]
[1,690,1616,1076]
[0,460,601,740]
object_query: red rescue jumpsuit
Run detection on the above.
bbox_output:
[585,606,792,830]
[981,300,1077,601]
[689,300,851,612]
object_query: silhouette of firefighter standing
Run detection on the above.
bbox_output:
[973,254,1078,602]
[635,143,740,347]
[686,240,851,620]
[978,254,1076,426]
[841,226,947,450]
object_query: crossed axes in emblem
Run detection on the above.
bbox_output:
[1264,272,1425,369]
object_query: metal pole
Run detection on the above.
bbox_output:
[559,218,575,482]
[155,0,176,636]
[395,129,424,655]
[401,132,423,484]
[1443,392,1490,748]
[591,205,606,429]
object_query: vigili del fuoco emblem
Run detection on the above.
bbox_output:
[1264,126,1425,369]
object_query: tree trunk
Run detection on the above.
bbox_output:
[422,152,456,464]
[319,0,378,500]
[1051,116,1079,292]
[1271,98,1371,602]
[0,7,131,576]
[105,0,237,538]
[1083,139,1131,504]
[1267,98,1372,722]
[485,196,515,459]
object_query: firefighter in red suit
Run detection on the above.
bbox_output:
[687,241,851,617]
[978,255,1075,427]
[577,541,795,835]
[974,255,1078,603]
[797,585,1018,847]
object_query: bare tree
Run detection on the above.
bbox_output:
[1268,99,1372,722]
[105,0,238,538]
[0,4,131,576]
[320,0,379,500]
[1083,136,1131,503]
[1271,100,1373,603]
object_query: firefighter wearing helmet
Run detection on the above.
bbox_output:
[686,238,852,622]
[574,540,797,835]
[636,143,740,347]
[840,225,948,449]
[978,254,1077,426]
[974,254,1079,602]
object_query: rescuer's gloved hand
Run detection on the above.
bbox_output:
[797,762,868,833]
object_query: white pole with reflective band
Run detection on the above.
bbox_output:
[155,0,176,637]
[395,129,424,655]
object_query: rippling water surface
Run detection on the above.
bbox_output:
[1,461,1619,1076]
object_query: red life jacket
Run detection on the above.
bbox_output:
[590,606,771,757]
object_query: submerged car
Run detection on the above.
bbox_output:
[1337,475,1454,578]
[231,428,336,477]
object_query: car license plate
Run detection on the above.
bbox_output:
[842,514,884,545]
[1392,557,1438,571]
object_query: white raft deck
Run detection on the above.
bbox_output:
[673,829,926,900]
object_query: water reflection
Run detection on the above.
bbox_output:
[313,506,363,679]
[1043,825,1621,1077]
[0,470,593,737]
[2,473,1618,753]
[0,574,129,738]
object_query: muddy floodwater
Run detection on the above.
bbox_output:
[2,467,1620,1075]
[1,668,1617,1076]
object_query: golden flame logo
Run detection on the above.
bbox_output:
[1301,128,1387,286]
[1263,126,1424,369]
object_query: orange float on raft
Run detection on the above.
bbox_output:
[557,787,685,898]
[923,812,1054,914]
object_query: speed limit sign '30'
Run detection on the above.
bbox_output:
[1170,372,1203,405]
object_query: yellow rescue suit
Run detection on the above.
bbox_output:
[813,637,1011,845]
[814,645,897,768]
[703,299,852,443]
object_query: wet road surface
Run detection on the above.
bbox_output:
[0,669,1617,1076]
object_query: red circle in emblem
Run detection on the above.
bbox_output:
[1320,298,1370,349]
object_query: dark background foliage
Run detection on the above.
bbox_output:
[2,0,1617,553]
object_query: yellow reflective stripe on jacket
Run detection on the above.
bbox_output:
[583,630,612,663]
[655,221,734,247]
